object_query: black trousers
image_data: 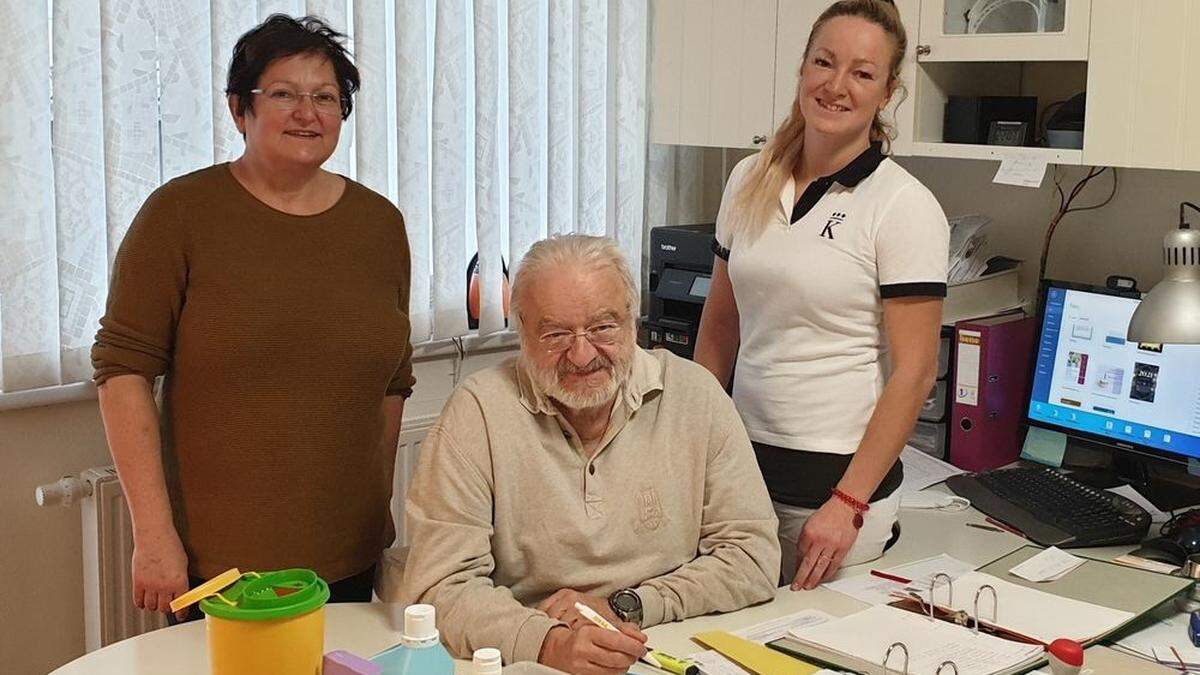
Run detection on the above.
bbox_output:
[167,564,377,625]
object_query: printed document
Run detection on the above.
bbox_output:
[1008,547,1085,582]
[734,609,834,643]
[825,554,975,605]
[899,446,966,493]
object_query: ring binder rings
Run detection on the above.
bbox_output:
[974,584,998,635]
[937,660,961,674]
[929,573,955,619]
[883,641,909,674]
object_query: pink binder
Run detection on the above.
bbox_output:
[950,313,1037,472]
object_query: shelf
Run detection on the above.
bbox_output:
[909,142,1083,164]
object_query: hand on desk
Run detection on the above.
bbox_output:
[132,525,190,620]
[793,498,860,591]
[538,625,646,675]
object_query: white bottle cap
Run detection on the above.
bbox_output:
[472,647,502,675]
[401,604,440,647]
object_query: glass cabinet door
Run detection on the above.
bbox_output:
[945,0,1067,35]
[917,0,1091,61]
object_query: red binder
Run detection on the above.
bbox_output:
[950,313,1037,471]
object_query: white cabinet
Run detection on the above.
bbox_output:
[1082,0,1200,171]
[916,0,1091,62]
[649,0,1200,172]
[649,0,778,149]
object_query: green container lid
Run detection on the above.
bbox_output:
[200,569,330,622]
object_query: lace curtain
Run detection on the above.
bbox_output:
[0,0,648,394]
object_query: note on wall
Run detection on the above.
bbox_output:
[993,154,1049,188]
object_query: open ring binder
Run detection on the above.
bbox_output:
[936,660,961,674]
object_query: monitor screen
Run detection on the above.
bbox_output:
[1027,283,1200,462]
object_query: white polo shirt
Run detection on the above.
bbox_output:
[715,143,949,455]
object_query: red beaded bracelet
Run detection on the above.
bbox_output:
[831,488,870,529]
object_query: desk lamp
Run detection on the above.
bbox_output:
[1127,202,1200,344]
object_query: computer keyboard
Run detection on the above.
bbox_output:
[946,466,1152,547]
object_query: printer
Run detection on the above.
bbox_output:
[644,223,715,359]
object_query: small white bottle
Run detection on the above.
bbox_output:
[472,647,502,675]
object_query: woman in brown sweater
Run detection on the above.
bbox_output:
[91,15,415,620]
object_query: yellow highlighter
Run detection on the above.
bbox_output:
[573,602,700,675]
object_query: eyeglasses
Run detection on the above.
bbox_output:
[538,322,624,352]
[250,87,342,116]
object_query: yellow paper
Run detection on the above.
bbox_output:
[692,630,821,675]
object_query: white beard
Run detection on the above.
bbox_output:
[521,346,634,411]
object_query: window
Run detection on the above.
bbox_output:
[0,0,648,395]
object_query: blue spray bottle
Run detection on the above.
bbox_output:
[372,604,454,674]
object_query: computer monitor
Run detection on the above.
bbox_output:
[1026,280,1200,510]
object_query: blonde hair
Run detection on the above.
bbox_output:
[730,0,907,245]
[510,234,639,331]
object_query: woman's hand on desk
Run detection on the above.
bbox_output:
[793,498,860,591]
[131,524,190,619]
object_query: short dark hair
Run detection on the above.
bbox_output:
[226,14,360,120]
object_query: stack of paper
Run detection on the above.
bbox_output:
[788,605,1045,675]
[688,610,836,674]
[948,215,992,284]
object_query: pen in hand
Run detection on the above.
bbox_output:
[573,602,699,675]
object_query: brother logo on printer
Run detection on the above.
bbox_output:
[659,243,677,252]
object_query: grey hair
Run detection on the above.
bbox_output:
[510,234,639,330]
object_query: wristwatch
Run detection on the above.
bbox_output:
[608,588,643,627]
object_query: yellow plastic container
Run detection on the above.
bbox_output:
[173,568,330,675]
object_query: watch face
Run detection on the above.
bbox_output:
[612,590,640,613]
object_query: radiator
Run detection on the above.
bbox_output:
[35,414,438,650]
[35,467,165,651]
[390,414,438,547]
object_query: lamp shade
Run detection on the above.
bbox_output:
[1127,226,1200,344]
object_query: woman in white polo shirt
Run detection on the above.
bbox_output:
[695,0,948,591]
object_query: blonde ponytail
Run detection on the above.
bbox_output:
[727,0,907,246]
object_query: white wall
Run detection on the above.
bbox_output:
[0,399,112,675]
[0,348,515,675]
[896,157,1200,300]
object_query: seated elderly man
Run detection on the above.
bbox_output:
[395,235,779,673]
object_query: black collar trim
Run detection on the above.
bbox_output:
[829,140,886,187]
[790,141,886,224]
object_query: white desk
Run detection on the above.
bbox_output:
[50,503,1171,674]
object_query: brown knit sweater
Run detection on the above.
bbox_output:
[92,163,415,581]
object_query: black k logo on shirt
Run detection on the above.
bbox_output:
[820,212,846,239]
